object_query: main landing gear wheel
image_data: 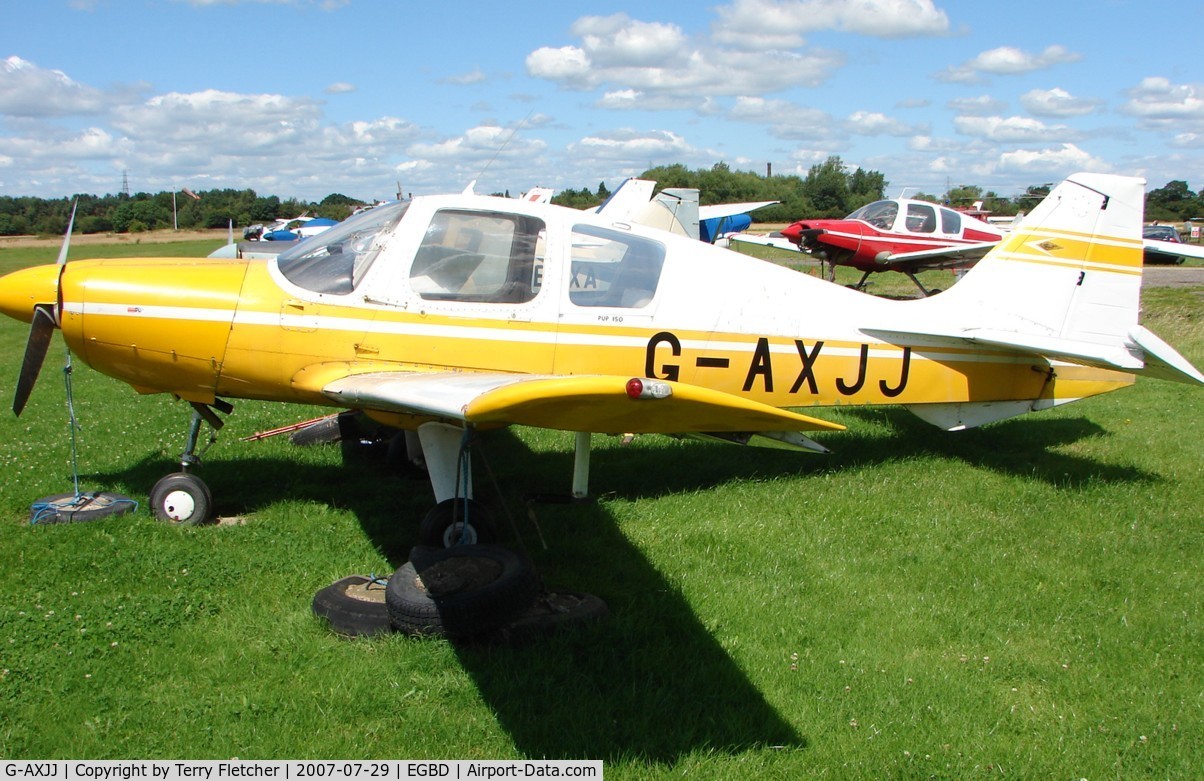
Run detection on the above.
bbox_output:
[149,472,212,526]
[419,497,497,548]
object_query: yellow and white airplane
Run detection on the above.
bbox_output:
[2,172,1201,541]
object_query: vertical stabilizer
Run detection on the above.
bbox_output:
[944,173,1145,350]
[909,173,1203,386]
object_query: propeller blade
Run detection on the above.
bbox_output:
[13,305,56,416]
[56,200,78,267]
[13,200,76,416]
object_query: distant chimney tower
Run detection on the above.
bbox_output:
[766,162,772,178]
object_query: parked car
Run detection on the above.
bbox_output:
[1142,225,1186,265]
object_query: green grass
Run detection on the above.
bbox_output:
[0,238,229,275]
[0,243,1201,777]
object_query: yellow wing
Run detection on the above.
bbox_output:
[320,371,844,440]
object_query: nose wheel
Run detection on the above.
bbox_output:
[150,472,212,526]
[149,400,230,526]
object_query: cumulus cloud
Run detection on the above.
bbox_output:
[727,96,840,141]
[1020,87,1101,117]
[0,56,115,117]
[845,110,925,136]
[407,124,546,162]
[953,114,1076,143]
[936,45,1080,84]
[526,11,845,105]
[995,143,1109,174]
[110,89,325,153]
[1121,77,1204,120]
[712,0,950,49]
[568,128,695,164]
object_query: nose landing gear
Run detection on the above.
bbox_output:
[149,400,230,526]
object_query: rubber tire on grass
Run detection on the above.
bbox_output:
[311,575,393,638]
[385,544,539,639]
[418,497,497,547]
[149,472,212,526]
[29,492,137,524]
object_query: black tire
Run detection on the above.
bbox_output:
[385,431,427,478]
[496,591,609,644]
[29,492,137,524]
[418,497,497,547]
[311,575,393,638]
[385,544,539,638]
[149,472,212,526]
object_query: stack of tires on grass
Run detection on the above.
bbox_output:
[312,544,607,643]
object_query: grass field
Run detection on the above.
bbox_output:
[0,241,1200,778]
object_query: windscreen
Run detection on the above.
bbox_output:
[276,201,409,295]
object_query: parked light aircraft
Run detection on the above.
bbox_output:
[730,197,1008,295]
[2,173,1201,545]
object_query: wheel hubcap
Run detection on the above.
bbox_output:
[161,490,196,521]
[442,521,478,547]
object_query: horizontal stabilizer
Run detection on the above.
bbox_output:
[1128,325,1204,384]
[865,324,1203,386]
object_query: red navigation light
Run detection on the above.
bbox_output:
[626,378,672,400]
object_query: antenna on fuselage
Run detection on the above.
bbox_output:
[471,109,535,193]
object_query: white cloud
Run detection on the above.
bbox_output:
[712,0,950,49]
[995,143,1109,174]
[324,82,357,95]
[727,96,840,141]
[936,45,1080,84]
[1019,87,1101,118]
[0,56,113,117]
[845,110,923,136]
[110,89,325,153]
[954,115,1076,143]
[1121,77,1204,120]
[569,129,695,164]
[527,12,844,101]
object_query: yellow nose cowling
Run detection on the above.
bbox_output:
[0,264,60,324]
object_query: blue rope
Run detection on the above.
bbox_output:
[29,493,140,525]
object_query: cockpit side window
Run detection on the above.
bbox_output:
[940,208,962,235]
[276,201,408,295]
[905,203,937,233]
[569,225,665,309]
[409,210,545,304]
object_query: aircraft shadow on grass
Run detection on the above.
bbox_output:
[88,441,805,762]
[81,408,1152,762]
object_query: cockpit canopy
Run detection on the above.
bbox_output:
[276,200,409,295]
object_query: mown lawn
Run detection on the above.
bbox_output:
[0,243,1200,778]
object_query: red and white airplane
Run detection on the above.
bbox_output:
[730,198,1009,296]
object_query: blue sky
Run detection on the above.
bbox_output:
[2,0,1202,204]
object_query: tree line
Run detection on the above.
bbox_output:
[0,190,367,237]
[2,158,1200,237]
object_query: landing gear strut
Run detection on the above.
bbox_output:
[149,400,230,526]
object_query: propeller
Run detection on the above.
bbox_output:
[12,200,76,416]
